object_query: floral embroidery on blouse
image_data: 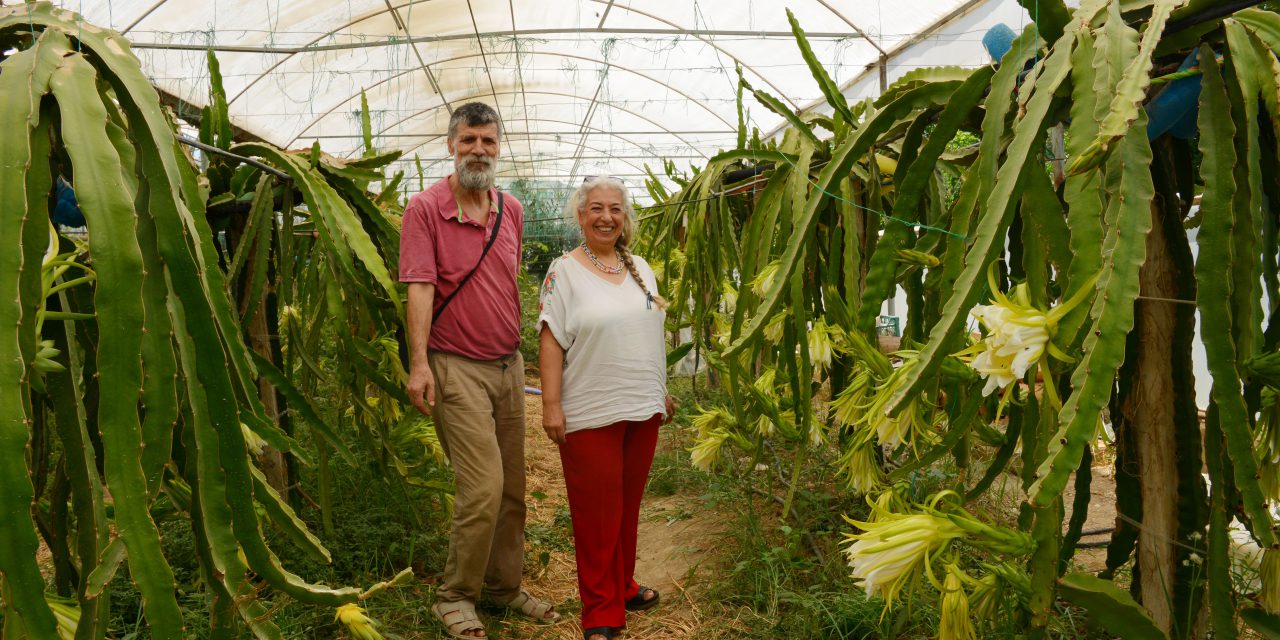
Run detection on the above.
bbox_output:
[539,265,558,313]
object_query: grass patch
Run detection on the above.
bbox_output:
[526,503,574,554]
[102,456,449,639]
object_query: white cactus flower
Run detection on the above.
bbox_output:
[960,267,1097,397]
[842,506,965,607]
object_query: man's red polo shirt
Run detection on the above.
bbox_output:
[399,176,524,361]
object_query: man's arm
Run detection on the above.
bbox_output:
[406,282,436,414]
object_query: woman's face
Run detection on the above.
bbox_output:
[578,186,625,248]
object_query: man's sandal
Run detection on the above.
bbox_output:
[433,601,487,639]
[625,586,660,612]
[499,589,560,623]
[583,626,621,640]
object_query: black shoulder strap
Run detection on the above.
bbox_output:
[433,192,505,322]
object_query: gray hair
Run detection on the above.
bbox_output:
[563,176,636,249]
[447,102,502,141]
[564,176,666,308]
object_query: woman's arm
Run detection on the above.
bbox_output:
[539,326,568,445]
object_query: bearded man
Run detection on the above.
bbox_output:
[400,102,558,639]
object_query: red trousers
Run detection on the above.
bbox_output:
[559,413,661,629]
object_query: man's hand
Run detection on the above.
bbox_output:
[407,363,436,415]
[543,402,567,445]
[664,395,677,424]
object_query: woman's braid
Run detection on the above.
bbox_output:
[617,244,667,309]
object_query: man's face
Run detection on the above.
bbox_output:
[448,122,500,191]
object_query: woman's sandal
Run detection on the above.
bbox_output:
[499,589,560,623]
[583,626,621,640]
[624,585,660,612]
[432,601,487,639]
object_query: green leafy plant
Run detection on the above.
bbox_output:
[643,3,1280,638]
[0,4,426,638]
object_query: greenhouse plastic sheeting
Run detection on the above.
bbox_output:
[38,0,1024,193]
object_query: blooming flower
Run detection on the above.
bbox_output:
[691,406,734,436]
[959,267,1097,397]
[968,340,1019,395]
[939,565,976,640]
[842,503,966,608]
[808,420,831,447]
[966,295,1051,396]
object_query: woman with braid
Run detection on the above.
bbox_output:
[537,176,675,640]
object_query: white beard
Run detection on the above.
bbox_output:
[456,154,496,190]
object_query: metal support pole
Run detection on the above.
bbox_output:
[879,53,888,94]
[176,135,291,181]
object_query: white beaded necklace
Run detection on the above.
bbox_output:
[580,241,624,274]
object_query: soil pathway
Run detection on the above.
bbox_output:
[493,393,732,639]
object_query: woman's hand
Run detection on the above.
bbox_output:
[664,395,676,424]
[543,402,567,445]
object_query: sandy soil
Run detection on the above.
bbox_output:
[496,393,734,639]
[973,453,1121,575]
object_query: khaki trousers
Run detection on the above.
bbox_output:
[428,350,527,604]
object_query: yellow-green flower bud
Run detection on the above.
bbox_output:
[895,249,941,267]
[240,422,268,456]
[968,572,1001,620]
[830,370,872,427]
[1263,547,1280,615]
[808,320,838,371]
[335,603,385,640]
[46,597,79,640]
[763,311,788,344]
[752,260,781,297]
[838,442,882,494]
[690,429,730,471]
[939,565,976,640]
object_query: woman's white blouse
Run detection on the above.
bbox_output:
[537,254,667,433]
